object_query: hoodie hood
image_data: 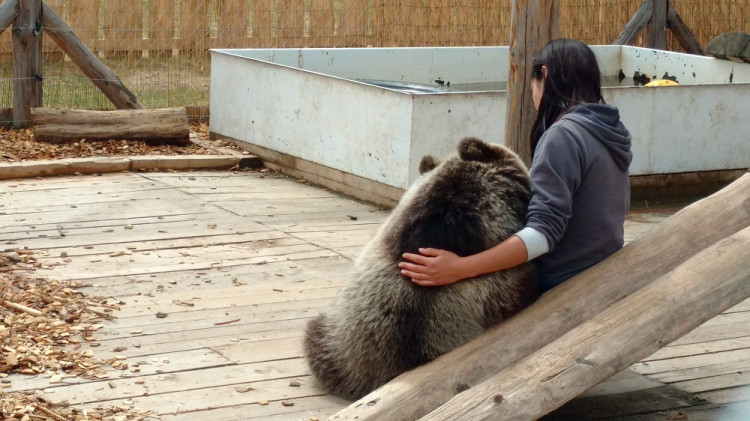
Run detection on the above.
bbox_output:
[561,104,632,170]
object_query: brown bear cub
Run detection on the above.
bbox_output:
[304,137,539,400]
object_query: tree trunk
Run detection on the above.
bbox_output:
[421,226,750,420]
[330,172,750,421]
[31,107,190,145]
[504,0,558,166]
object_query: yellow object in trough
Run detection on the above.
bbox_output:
[645,79,679,87]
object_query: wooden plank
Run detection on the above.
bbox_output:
[648,358,750,384]
[25,358,311,405]
[308,0,335,47]
[101,0,143,54]
[215,0,249,48]
[148,0,176,54]
[178,0,209,52]
[645,335,750,361]
[633,348,750,377]
[7,347,231,392]
[161,395,347,421]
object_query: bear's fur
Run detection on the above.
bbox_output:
[303,137,539,400]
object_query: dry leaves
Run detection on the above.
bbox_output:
[0,123,240,163]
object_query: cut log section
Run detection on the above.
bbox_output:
[421,226,750,420]
[331,172,750,421]
[31,107,190,145]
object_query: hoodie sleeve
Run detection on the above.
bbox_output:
[525,122,585,251]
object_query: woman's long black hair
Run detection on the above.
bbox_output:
[529,39,605,157]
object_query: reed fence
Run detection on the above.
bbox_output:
[0,0,747,118]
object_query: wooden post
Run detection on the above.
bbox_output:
[0,0,18,34]
[329,173,750,421]
[420,226,750,421]
[504,0,558,165]
[12,0,43,128]
[666,3,703,55]
[613,0,652,45]
[649,0,668,49]
[41,1,144,110]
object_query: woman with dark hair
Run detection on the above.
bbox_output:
[399,38,632,292]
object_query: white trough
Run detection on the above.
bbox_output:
[209,46,750,205]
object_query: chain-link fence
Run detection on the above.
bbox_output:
[0,0,747,122]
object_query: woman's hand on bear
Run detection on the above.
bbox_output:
[400,248,467,287]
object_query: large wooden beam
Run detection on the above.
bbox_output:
[329,173,750,421]
[0,0,18,35]
[12,0,43,128]
[40,1,144,110]
[504,0,558,165]
[613,0,652,45]
[649,0,668,49]
[667,4,703,55]
[31,107,189,145]
[421,227,750,420]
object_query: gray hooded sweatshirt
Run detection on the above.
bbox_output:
[525,103,632,292]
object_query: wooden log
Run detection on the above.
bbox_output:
[504,0,559,165]
[40,0,144,110]
[613,0,652,45]
[12,0,43,128]
[330,172,750,421]
[0,0,17,35]
[31,107,190,145]
[420,226,750,420]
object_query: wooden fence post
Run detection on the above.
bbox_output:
[12,0,43,128]
[504,0,558,165]
[650,0,668,49]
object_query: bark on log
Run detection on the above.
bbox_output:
[0,0,17,35]
[504,0,558,165]
[40,1,144,110]
[330,172,750,421]
[421,226,750,421]
[31,107,190,145]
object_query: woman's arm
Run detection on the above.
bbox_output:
[399,235,528,287]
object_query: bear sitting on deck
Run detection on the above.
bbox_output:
[303,137,539,400]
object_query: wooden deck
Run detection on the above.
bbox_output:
[2,170,748,420]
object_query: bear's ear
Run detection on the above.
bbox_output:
[418,155,440,174]
[458,137,515,164]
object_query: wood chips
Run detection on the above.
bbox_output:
[0,252,157,420]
